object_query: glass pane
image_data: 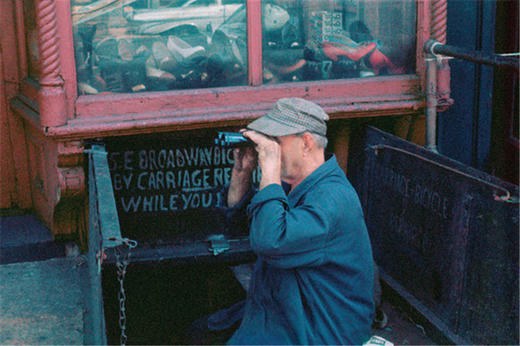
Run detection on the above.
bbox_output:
[71,0,246,95]
[23,0,40,79]
[262,0,416,84]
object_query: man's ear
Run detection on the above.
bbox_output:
[302,132,315,152]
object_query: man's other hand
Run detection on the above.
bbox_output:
[228,138,257,208]
[242,130,282,190]
[232,145,257,174]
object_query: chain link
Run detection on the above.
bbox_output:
[113,238,137,346]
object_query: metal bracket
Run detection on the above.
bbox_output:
[207,234,231,256]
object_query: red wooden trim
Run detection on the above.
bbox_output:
[36,0,67,127]
[431,0,447,44]
[36,0,62,87]
[14,1,28,79]
[0,43,16,207]
[0,73,33,210]
[11,95,41,127]
[15,2,41,106]
[1,0,20,84]
[39,77,424,140]
[55,0,77,119]
[45,99,423,140]
[76,75,420,117]
[247,0,263,86]
[20,78,40,102]
[22,0,429,132]
[416,0,431,89]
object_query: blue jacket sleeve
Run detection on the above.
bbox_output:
[246,184,336,269]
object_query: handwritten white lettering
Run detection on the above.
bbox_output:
[110,144,248,213]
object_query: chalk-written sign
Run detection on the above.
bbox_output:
[105,132,260,243]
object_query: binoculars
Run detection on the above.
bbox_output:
[214,132,252,147]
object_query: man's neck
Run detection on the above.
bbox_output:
[288,151,326,192]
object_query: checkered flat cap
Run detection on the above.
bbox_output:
[247,98,329,137]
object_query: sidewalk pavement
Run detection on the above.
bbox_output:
[0,256,87,344]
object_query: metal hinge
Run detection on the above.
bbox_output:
[207,234,231,256]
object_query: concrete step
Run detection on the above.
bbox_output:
[0,215,66,264]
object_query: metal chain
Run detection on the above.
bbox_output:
[113,238,137,346]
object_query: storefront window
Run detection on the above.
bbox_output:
[71,0,416,95]
[71,0,247,94]
[262,0,416,84]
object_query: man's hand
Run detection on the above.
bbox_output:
[242,130,282,190]
[228,145,256,207]
[232,145,257,174]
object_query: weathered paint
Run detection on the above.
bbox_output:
[14,1,28,79]
[16,117,87,238]
[41,99,423,141]
[36,0,67,127]
[103,133,251,243]
[415,0,432,88]
[425,53,438,151]
[54,0,77,119]
[0,50,16,207]
[5,0,440,238]
[74,75,422,118]
[0,0,32,209]
[355,127,519,345]
[247,0,262,86]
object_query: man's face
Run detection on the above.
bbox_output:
[277,134,304,183]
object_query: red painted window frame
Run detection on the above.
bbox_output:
[18,0,432,138]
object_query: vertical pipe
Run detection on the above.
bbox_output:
[413,0,431,147]
[425,55,438,152]
[424,0,450,151]
[431,0,452,111]
[247,0,263,86]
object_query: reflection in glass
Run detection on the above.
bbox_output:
[71,0,246,94]
[262,0,416,84]
[71,0,417,94]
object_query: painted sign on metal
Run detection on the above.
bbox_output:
[356,126,518,345]
[104,130,259,243]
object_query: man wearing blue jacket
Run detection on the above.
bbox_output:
[221,97,375,345]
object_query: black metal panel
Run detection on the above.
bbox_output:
[357,126,519,344]
[104,130,258,244]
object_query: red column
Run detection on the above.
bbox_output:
[36,0,67,127]
[247,0,263,86]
